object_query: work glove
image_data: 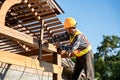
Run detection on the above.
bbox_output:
[56,44,67,55]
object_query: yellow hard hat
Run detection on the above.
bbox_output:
[64,17,77,29]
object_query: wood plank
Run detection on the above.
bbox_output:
[53,53,62,80]
[0,39,11,43]
[11,6,28,13]
[41,14,57,20]
[54,31,66,36]
[0,41,16,46]
[22,19,38,24]
[25,0,39,3]
[43,36,54,40]
[46,21,62,27]
[44,18,59,24]
[43,28,65,36]
[19,16,35,21]
[52,29,66,33]
[16,12,33,18]
[49,25,64,30]
[27,26,41,31]
[0,26,57,52]
[10,50,25,53]
[0,26,38,48]
[18,49,38,56]
[34,6,51,12]
[11,3,25,9]
[18,49,53,57]
[14,26,27,30]
[28,1,48,8]
[18,49,68,59]
[49,0,64,14]
[0,44,21,49]
[0,48,24,53]
[26,23,41,27]
[36,10,54,17]
[0,50,63,74]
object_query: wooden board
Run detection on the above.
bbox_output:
[0,50,63,74]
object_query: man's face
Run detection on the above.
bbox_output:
[66,27,74,34]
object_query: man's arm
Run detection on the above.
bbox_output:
[53,32,70,42]
[53,32,70,54]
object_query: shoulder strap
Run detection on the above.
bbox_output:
[70,31,82,43]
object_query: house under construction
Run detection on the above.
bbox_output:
[0,0,74,80]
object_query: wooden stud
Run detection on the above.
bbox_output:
[38,20,44,60]
[53,53,62,80]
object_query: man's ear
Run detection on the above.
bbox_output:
[73,28,76,32]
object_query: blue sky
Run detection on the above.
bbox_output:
[56,0,120,53]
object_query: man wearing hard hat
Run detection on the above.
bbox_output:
[54,17,94,80]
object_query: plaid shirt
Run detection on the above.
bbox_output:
[54,29,89,53]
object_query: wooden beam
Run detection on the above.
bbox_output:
[36,10,54,17]
[0,25,57,52]
[41,14,57,20]
[28,1,48,8]
[46,21,62,27]
[19,49,68,58]
[43,53,68,60]
[18,49,39,56]
[53,53,62,80]
[38,20,44,60]
[0,25,38,48]
[18,49,53,61]
[0,50,63,74]
[49,0,64,14]
[44,18,59,24]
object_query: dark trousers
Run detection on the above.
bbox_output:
[71,50,94,80]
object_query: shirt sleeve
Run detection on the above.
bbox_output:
[71,34,88,52]
[54,32,69,42]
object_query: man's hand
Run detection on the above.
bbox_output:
[57,47,67,55]
[57,46,62,54]
[60,50,67,55]
[54,42,60,48]
[60,50,74,57]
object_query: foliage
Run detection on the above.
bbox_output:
[94,35,120,80]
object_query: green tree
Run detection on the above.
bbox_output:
[94,35,120,80]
